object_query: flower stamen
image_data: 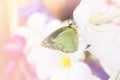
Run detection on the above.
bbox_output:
[61,57,71,68]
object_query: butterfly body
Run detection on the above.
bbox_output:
[41,23,79,53]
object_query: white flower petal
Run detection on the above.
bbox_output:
[29,46,60,79]
[27,45,61,66]
[73,0,106,33]
[112,31,120,48]
[84,75,102,80]
[83,24,120,45]
[73,4,91,32]
[27,12,48,34]
[14,26,28,38]
[36,61,57,79]
[88,43,120,74]
[50,69,68,80]
[79,0,106,14]
[42,19,63,39]
[24,34,43,53]
[50,62,92,80]
[69,62,92,80]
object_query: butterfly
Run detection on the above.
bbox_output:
[41,23,79,53]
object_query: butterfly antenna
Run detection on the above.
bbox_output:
[68,20,71,27]
[68,20,69,24]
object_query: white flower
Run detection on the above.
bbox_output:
[73,0,120,45]
[73,0,120,76]
[27,45,101,80]
[73,0,106,33]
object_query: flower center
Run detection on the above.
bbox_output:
[61,57,71,68]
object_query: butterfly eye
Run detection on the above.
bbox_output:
[41,23,79,53]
